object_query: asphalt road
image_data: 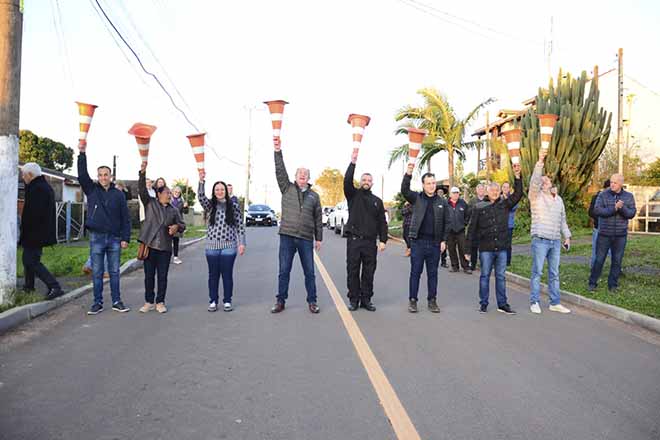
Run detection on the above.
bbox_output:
[1,227,659,440]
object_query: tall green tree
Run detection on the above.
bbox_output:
[388,88,494,186]
[19,129,74,171]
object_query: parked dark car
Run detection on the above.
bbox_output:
[246,204,278,227]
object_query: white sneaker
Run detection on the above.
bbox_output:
[549,304,571,314]
[530,302,542,314]
[208,302,217,312]
[172,257,182,265]
[223,302,233,312]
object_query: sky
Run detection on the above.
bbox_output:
[18,0,660,210]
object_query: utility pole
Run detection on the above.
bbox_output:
[112,155,117,181]
[245,107,252,222]
[617,48,624,175]
[0,0,23,304]
[485,111,491,180]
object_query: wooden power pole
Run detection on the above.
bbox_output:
[617,48,624,175]
[0,0,23,304]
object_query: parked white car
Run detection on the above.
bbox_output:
[327,200,349,237]
[322,207,334,226]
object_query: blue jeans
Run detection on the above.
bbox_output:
[206,248,237,304]
[90,232,121,305]
[530,237,561,305]
[84,248,107,272]
[479,250,508,307]
[409,239,441,300]
[277,235,317,304]
[589,234,627,289]
[590,228,611,268]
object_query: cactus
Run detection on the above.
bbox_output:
[512,69,612,202]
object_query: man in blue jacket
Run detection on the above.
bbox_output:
[588,174,636,292]
[77,142,131,315]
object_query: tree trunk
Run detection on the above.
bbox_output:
[448,146,455,187]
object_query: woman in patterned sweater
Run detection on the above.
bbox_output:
[198,171,246,312]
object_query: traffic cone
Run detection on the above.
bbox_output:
[537,114,558,154]
[264,100,289,144]
[128,123,157,165]
[406,128,427,166]
[76,102,98,146]
[501,128,522,165]
[347,113,371,154]
[186,133,206,172]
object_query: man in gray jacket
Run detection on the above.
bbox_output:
[271,139,323,314]
[528,150,571,314]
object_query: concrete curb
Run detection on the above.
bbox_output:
[506,271,660,335]
[0,237,205,334]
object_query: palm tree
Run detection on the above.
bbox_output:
[388,88,494,186]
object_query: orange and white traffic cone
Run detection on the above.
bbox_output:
[347,113,371,155]
[186,133,206,172]
[76,102,98,146]
[264,100,289,145]
[406,128,427,166]
[537,114,558,154]
[128,123,157,166]
[501,128,522,165]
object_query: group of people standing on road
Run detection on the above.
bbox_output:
[18,136,636,319]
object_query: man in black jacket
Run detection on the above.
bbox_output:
[401,164,450,313]
[19,163,64,300]
[446,186,471,274]
[344,150,388,312]
[465,166,522,315]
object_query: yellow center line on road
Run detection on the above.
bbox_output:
[314,253,421,440]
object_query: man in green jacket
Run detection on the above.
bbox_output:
[271,139,323,314]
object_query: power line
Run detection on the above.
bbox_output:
[625,74,660,98]
[396,0,542,47]
[90,0,245,167]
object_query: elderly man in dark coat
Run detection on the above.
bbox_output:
[19,163,64,300]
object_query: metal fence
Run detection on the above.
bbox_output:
[56,202,85,243]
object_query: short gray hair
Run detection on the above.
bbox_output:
[22,162,42,177]
[295,168,310,179]
[476,183,486,191]
[488,182,500,191]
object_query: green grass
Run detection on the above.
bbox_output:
[512,227,592,245]
[508,235,660,319]
[0,290,46,314]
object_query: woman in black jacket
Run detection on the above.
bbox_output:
[137,163,186,314]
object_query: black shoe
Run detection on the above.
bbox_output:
[588,284,597,292]
[112,301,130,313]
[46,287,65,300]
[441,262,449,268]
[449,267,460,273]
[428,299,440,313]
[463,268,472,275]
[408,299,418,313]
[360,301,376,312]
[479,304,488,313]
[348,300,359,311]
[497,304,516,315]
[608,286,618,293]
[308,302,320,314]
[87,303,103,315]
[271,302,285,313]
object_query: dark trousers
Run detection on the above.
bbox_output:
[22,246,60,290]
[409,239,441,300]
[346,236,377,303]
[589,234,627,289]
[402,224,411,248]
[143,248,172,304]
[441,249,447,266]
[206,248,237,304]
[447,230,469,270]
[277,235,317,304]
[506,227,514,266]
[172,237,180,257]
[470,241,479,270]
